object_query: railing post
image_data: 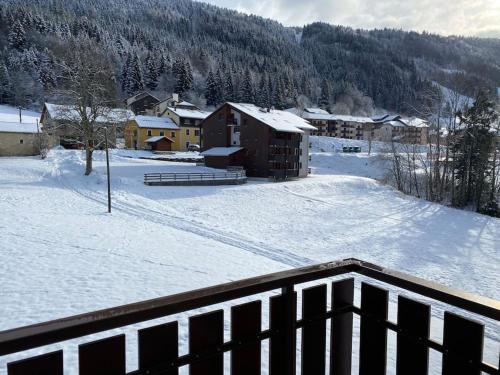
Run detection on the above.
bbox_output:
[281,285,296,375]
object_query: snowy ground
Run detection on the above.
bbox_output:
[0,105,40,124]
[0,139,498,373]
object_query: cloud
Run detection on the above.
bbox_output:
[202,0,500,37]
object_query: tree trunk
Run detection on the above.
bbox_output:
[85,147,93,175]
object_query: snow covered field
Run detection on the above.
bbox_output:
[0,140,498,373]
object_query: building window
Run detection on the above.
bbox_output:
[159,131,164,136]
[147,129,152,136]
[19,139,24,144]
[186,129,190,136]
[194,129,200,136]
[171,131,176,138]
[186,142,190,149]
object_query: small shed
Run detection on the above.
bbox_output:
[201,147,245,169]
[144,136,173,151]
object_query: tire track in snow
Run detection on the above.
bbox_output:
[55,167,313,268]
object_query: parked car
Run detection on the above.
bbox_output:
[187,144,200,152]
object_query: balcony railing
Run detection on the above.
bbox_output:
[0,259,498,374]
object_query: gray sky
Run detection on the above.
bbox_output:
[202,0,500,38]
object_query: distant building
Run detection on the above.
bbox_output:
[124,115,180,151]
[373,115,429,145]
[152,93,199,116]
[40,103,133,149]
[286,108,374,140]
[202,103,315,179]
[0,121,41,156]
[125,91,160,115]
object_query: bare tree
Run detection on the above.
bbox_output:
[53,41,129,175]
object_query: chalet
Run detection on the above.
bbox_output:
[373,115,429,144]
[125,91,160,115]
[201,103,315,179]
[152,93,199,116]
[160,105,211,151]
[124,115,180,151]
[40,103,133,149]
[286,108,374,140]
[0,120,40,156]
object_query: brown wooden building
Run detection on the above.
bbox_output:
[125,92,160,115]
[201,103,315,179]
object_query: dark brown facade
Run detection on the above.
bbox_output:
[126,92,160,115]
[204,150,246,169]
[202,103,302,178]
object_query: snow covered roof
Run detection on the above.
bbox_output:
[0,121,40,133]
[286,107,374,123]
[0,105,41,133]
[201,147,244,156]
[405,117,429,128]
[134,115,179,129]
[167,107,211,120]
[145,136,173,143]
[228,103,316,133]
[44,103,133,123]
[304,108,330,115]
[126,91,160,106]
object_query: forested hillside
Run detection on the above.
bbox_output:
[0,0,499,113]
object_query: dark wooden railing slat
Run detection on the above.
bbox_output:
[79,334,126,375]
[330,278,354,375]
[189,310,224,375]
[301,284,327,374]
[138,321,178,374]
[359,282,388,375]
[269,290,297,375]
[442,312,484,375]
[396,296,430,375]
[230,300,262,375]
[7,350,63,375]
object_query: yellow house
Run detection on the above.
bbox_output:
[161,106,211,150]
[124,115,180,151]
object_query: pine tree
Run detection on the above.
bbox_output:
[174,60,193,94]
[8,20,27,50]
[144,52,158,90]
[319,79,331,109]
[121,53,132,93]
[256,75,270,108]
[205,71,219,107]
[223,73,234,102]
[0,62,11,103]
[127,53,144,94]
[37,49,56,89]
[240,69,254,103]
[453,90,498,213]
[215,69,224,103]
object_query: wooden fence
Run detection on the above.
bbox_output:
[144,171,246,185]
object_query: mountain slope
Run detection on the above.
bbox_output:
[0,0,499,112]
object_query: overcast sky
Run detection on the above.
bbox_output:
[202,0,500,38]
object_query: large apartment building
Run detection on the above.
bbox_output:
[286,108,374,140]
[201,103,315,179]
[288,108,429,145]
